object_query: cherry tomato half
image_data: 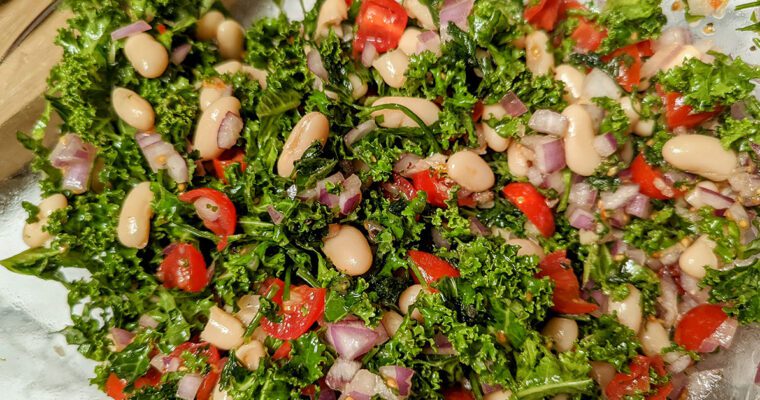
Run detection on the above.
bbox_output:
[272,341,292,360]
[571,18,608,53]
[212,148,247,184]
[354,0,407,55]
[261,278,327,340]
[408,250,461,284]
[602,41,653,92]
[502,182,555,238]
[630,153,678,200]
[658,87,721,130]
[536,250,598,314]
[605,355,670,400]
[410,170,475,208]
[197,356,226,400]
[674,304,729,352]
[179,188,237,251]
[158,243,210,293]
[105,373,127,400]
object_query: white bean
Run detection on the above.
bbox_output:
[214,60,243,75]
[212,384,231,400]
[236,340,267,370]
[582,68,622,100]
[619,96,640,131]
[322,224,373,276]
[371,97,441,128]
[661,45,701,72]
[124,33,169,79]
[633,119,655,137]
[193,96,242,161]
[662,134,737,181]
[277,112,329,177]
[201,306,245,350]
[480,123,511,152]
[483,104,507,120]
[235,294,261,326]
[484,390,513,400]
[22,194,68,248]
[446,150,495,192]
[316,0,348,39]
[507,141,532,178]
[525,31,554,76]
[112,87,155,131]
[403,0,436,30]
[399,284,423,322]
[542,317,578,352]
[240,65,268,89]
[216,20,245,60]
[199,78,232,111]
[398,28,422,56]
[679,235,718,279]
[562,104,602,176]
[554,64,585,103]
[506,238,545,259]
[197,10,225,41]
[639,320,671,357]
[685,181,719,209]
[348,73,368,100]
[590,361,616,389]
[117,182,154,249]
[607,284,643,332]
[381,310,404,337]
[372,50,410,89]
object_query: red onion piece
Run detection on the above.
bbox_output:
[500,92,528,117]
[695,187,734,210]
[543,170,566,193]
[732,102,749,120]
[307,49,329,82]
[135,132,188,183]
[426,333,457,355]
[109,328,135,352]
[320,385,337,400]
[593,133,618,158]
[431,228,452,250]
[527,167,544,187]
[469,217,490,236]
[666,354,692,374]
[534,138,566,174]
[345,120,377,147]
[697,318,738,353]
[339,174,363,215]
[361,44,378,68]
[150,353,181,373]
[600,184,640,210]
[755,362,760,384]
[326,358,361,391]
[171,43,192,65]
[378,366,415,397]
[569,182,598,209]
[625,194,651,219]
[625,248,647,266]
[267,205,284,225]
[49,134,97,194]
[138,314,159,329]
[416,30,441,54]
[568,207,596,230]
[342,370,395,400]
[61,157,96,194]
[528,110,568,136]
[194,197,220,221]
[166,154,189,184]
[726,201,750,227]
[440,0,474,32]
[176,373,203,400]
[657,272,679,328]
[111,20,151,41]
[217,112,244,149]
[327,322,379,360]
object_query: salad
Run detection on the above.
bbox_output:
[2,0,760,398]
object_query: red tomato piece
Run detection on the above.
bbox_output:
[197,356,226,400]
[674,304,729,351]
[472,100,484,122]
[602,41,653,92]
[354,0,408,55]
[179,188,237,251]
[410,170,474,208]
[133,368,162,390]
[408,250,461,284]
[156,24,167,35]
[261,278,327,340]
[105,373,127,400]
[524,0,562,31]
[605,356,652,400]
[213,148,247,184]
[502,182,555,238]
[647,382,673,400]
[393,173,418,201]
[660,89,721,129]
[443,387,476,400]
[536,251,599,314]
[158,243,209,293]
[272,341,292,360]
[630,153,680,200]
[170,342,221,365]
[571,18,608,53]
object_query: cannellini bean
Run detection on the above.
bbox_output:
[639,320,671,357]
[398,28,422,56]
[506,238,545,259]
[679,235,718,279]
[484,390,513,400]
[446,150,495,192]
[236,340,267,370]
[316,0,348,39]
[124,33,169,78]
[480,123,511,152]
[590,361,616,389]
[22,194,68,248]
[554,64,585,103]
[381,310,404,337]
[216,20,245,59]
[193,96,242,160]
[619,96,640,130]
[201,306,245,350]
[507,141,532,178]
[117,182,154,249]
[582,68,622,101]
[399,284,423,322]
[215,60,243,75]
[403,0,436,30]
[562,104,602,176]
[322,224,373,276]
[212,384,231,400]
[483,104,507,120]
[240,65,268,89]
[607,285,643,332]
[348,73,368,100]
[277,112,329,177]
[372,50,410,89]
[542,318,578,353]
[662,134,737,181]
[112,87,155,131]
[199,78,232,111]
[525,31,554,76]
[197,10,225,41]
[371,97,441,128]
[633,119,655,137]
[235,294,261,326]
[685,181,720,209]
[661,45,701,71]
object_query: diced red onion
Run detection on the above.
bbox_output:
[194,197,220,221]
[625,248,647,266]
[171,43,192,65]
[61,157,96,194]
[527,167,544,187]
[534,139,566,173]
[378,366,415,397]
[431,228,452,250]
[138,314,159,329]
[432,333,456,355]
[469,217,490,236]
[345,120,377,147]
[109,328,135,352]
[339,174,363,215]
[342,370,395,400]
[326,358,362,391]
[642,44,684,79]
[111,20,151,41]
[176,373,203,400]
[49,134,97,194]
[417,30,441,54]
[320,385,338,400]
[543,170,566,193]
[327,322,379,360]
[267,205,284,225]
[307,49,329,82]
[731,101,748,120]
[217,112,244,149]
[150,353,181,373]
[499,92,528,117]
[593,133,618,158]
[569,182,597,209]
[625,194,651,219]
[528,110,568,136]
[666,353,692,374]
[361,44,378,68]
[600,184,640,210]
[440,0,474,32]
[568,208,596,230]
[697,317,738,353]
[589,290,609,317]
[695,187,734,210]
[610,240,627,256]
[135,132,188,183]
[481,383,502,395]
[607,208,629,228]
[393,153,448,178]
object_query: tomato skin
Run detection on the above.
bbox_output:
[502,182,555,238]
[659,88,721,129]
[179,188,237,250]
[354,0,408,54]
[524,0,562,31]
[606,355,670,400]
[411,170,450,207]
[105,373,128,400]
[443,387,476,400]
[630,153,677,200]
[272,341,292,360]
[408,250,461,284]
[213,148,247,184]
[536,251,599,314]
[674,304,729,351]
[261,278,327,340]
[158,243,210,293]
[602,41,652,92]
[393,173,417,201]
[571,18,608,53]
[133,368,162,390]
[196,356,226,400]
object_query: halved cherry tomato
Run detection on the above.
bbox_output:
[410,170,475,208]
[133,368,162,390]
[443,387,476,400]
[197,356,226,400]
[571,18,608,53]
[674,304,728,351]
[657,86,721,129]
[261,278,327,340]
[169,341,225,400]
[502,182,555,238]
[105,373,127,400]
[602,41,653,92]
[179,188,237,251]
[393,173,417,201]
[354,0,407,55]
[630,153,678,200]
[272,341,292,360]
[213,148,247,184]
[408,250,460,284]
[158,243,209,293]
[606,355,670,400]
[536,250,599,314]
[524,0,562,31]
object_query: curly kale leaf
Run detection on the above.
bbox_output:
[578,315,641,370]
[702,258,760,323]
[598,0,666,54]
